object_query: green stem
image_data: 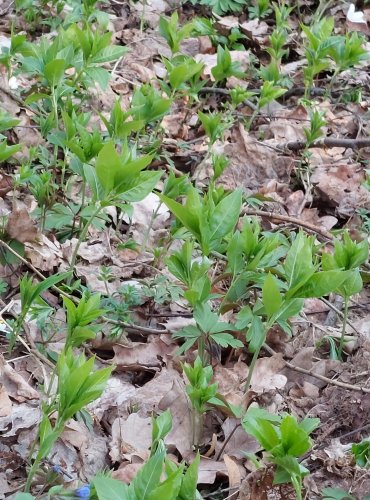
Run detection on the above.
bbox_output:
[191,409,203,447]
[68,204,102,283]
[338,295,349,360]
[141,202,162,253]
[244,322,271,392]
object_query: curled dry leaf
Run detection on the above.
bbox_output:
[25,234,62,272]
[223,453,245,488]
[0,354,39,401]
[6,207,39,243]
[311,163,370,216]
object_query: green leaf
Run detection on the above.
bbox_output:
[120,171,162,203]
[14,493,36,500]
[147,468,183,499]
[93,476,131,500]
[208,189,242,247]
[44,59,65,87]
[152,410,172,444]
[178,452,200,500]
[211,332,243,348]
[322,487,355,500]
[262,273,282,317]
[284,232,315,292]
[95,141,122,194]
[85,67,110,89]
[132,449,165,500]
[291,270,352,298]
[90,45,128,64]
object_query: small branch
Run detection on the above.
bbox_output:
[102,317,169,335]
[242,209,334,241]
[215,422,241,461]
[263,344,370,394]
[277,137,370,152]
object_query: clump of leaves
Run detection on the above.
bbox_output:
[243,407,320,500]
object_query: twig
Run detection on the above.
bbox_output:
[277,137,370,152]
[242,209,334,241]
[263,344,370,394]
[321,297,360,335]
[102,316,169,335]
[215,423,241,461]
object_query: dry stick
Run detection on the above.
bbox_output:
[263,344,370,394]
[277,137,370,152]
[321,296,360,335]
[215,423,241,461]
[242,209,334,241]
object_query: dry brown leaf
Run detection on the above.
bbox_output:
[311,163,370,216]
[0,355,39,401]
[112,462,144,483]
[0,384,12,417]
[112,336,172,371]
[215,418,259,460]
[110,414,152,462]
[0,172,13,197]
[249,354,287,393]
[158,375,193,457]
[224,453,245,488]
[25,234,62,272]
[0,403,41,437]
[219,124,293,192]
[6,207,39,243]
[198,457,228,484]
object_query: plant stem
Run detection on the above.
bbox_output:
[243,322,271,392]
[68,204,101,283]
[338,295,349,360]
[191,408,203,447]
[243,346,260,392]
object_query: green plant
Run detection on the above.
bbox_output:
[322,231,368,359]
[68,141,162,278]
[182,357,222,446]
[352,439,370,467]
[174,302,243,364]
[211,45,245,83]
[90,411,201,500]
[198,111,233,146]
[322,488,355,500]
[236,231,352,389]
[10,273,69,350]
[25,349,113,491]
[194,0,247,15]
[159,12,194,55]
[303,109,326,146]
[242,407,320,500]
[249,0,272,20]
[160,185,242,256]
